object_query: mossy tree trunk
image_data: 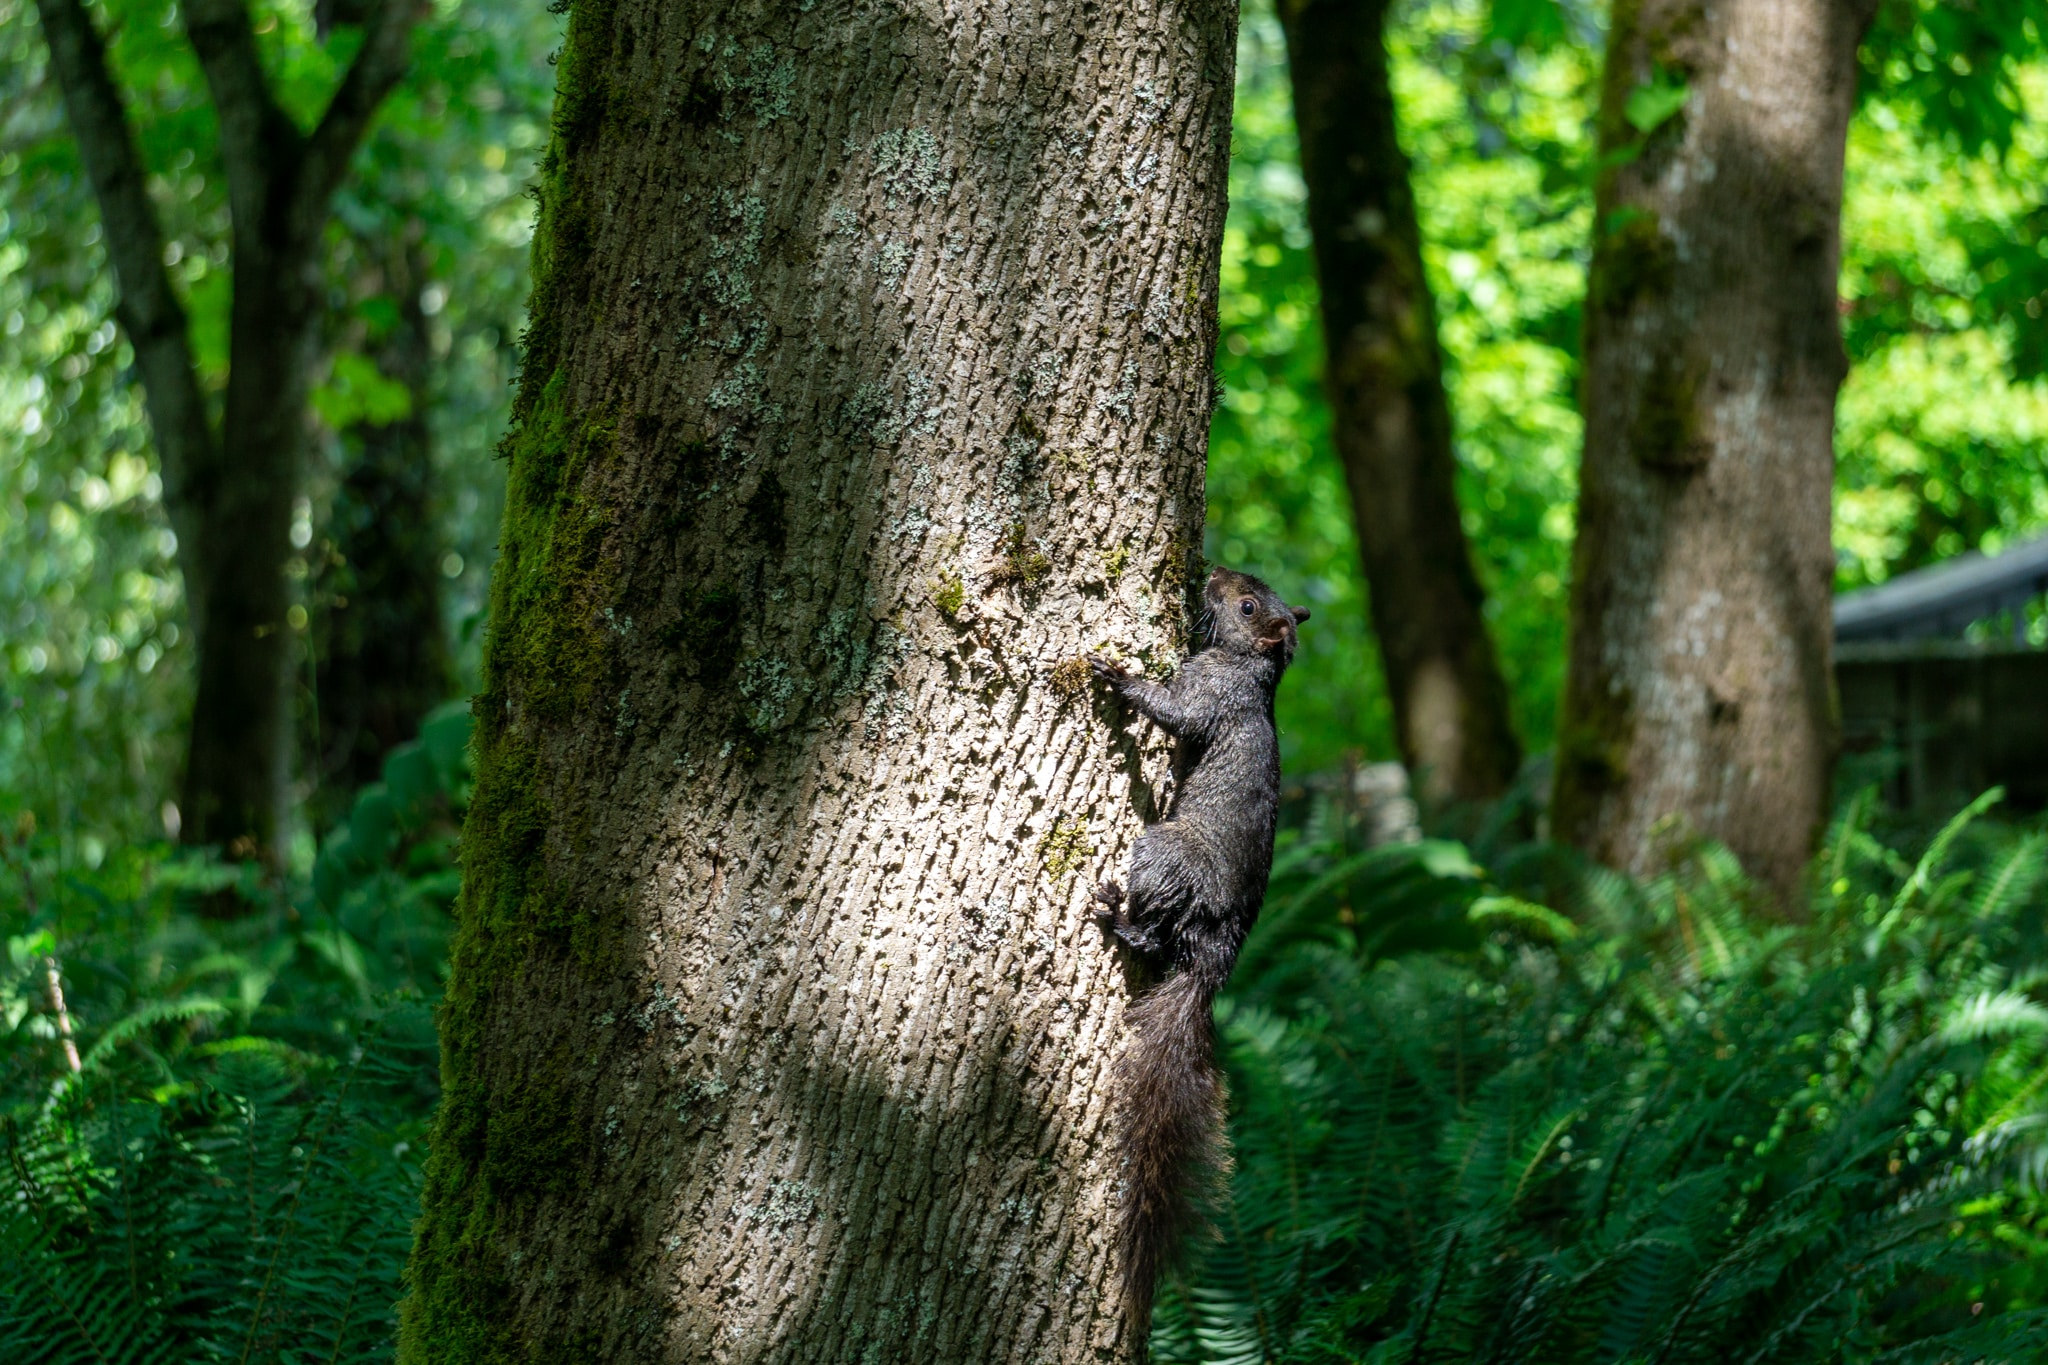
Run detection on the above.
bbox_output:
[400,1,1237,1360]
[1278,0,1522,807]
[1551,0,1875,908]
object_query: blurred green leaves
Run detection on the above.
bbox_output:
[0,0,555,853]
[3,0,2047,846]
[1212,0,2048,771]
[1212,0,1592,772]
[310,348,414,429]
[1209,3,1370,773]
[311,700,467,923]
[1837,64,2048,601]
[1863,0,2045,160]
[1621,69,1687,136]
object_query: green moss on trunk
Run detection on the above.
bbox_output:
[397,2,633,1357]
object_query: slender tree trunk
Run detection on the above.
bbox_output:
[1551,0,1873,907]
[180,235,318,854]
[1278,0,1521,806]
[400,1,1236,1359]
[314,233,451,812]
[31,0,418,861]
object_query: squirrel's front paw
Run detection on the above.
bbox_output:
[1090,881,1124,934]
[1088,654,1131,685]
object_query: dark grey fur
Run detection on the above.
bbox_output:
[1089,565,1309,1331]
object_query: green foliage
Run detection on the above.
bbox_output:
[0,0,194,847]
[1208,4,1373,769]
[0,709,469,1359]
[1154,794,2048,1362]
[3,2,2048,1349]
[1,1020,434,1363]
[1836,62,2048,606]
[9,0,2045,830]
[1209,0,1594,772]
[311,701,471,922]
[1862,0,2046,160]
[1213,0,2048,766]
[1622,70,1689,137]
[0,0,553,853]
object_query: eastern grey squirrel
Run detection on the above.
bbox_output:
[1089,565,1310,1331]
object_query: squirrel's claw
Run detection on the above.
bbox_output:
[1091,881,1125,938]
[1088,654,1130,684]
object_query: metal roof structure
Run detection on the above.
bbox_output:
[1834,533,2048,643]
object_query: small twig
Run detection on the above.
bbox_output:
[43,958,81,1075]
[3,824,81,1076]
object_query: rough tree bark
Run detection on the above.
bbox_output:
[31,0,418,858]
[1278,0,1522,805]
[315,231,451,813]
[1551,0,1875,907]
[400,1,1236,1360]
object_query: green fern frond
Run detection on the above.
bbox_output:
[1172,795,2048,1364]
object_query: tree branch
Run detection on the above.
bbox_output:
[297,0,422,232]
[183,0,297,232]
[30,0,218,530]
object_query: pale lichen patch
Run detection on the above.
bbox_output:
[713,39,796,127]
[706,192,766,310]
[870,127,952,205]
[737,655,800,731]
[748,1179,820,1229]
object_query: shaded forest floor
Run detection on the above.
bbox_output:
[8,726,2048,1360]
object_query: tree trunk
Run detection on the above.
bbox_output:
[1551,0,1873,907]
[31,0,418,862]
[179,234,317,855]
[400,1,1236,1360]
[1278,0,1522,806]
[314,233,451,814]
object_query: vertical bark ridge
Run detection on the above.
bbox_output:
[404,1,1237,1360]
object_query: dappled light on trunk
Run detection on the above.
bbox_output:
[400,1,1237,1358]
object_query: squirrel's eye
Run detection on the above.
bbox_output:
[1239,598,1256,617]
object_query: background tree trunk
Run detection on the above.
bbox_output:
[31,0,417,861]
[1551,0,1874,907]
[1278,0,1522,807]
[177,232,318,855]
[313,232,451,817]
[401,1,1236,1360]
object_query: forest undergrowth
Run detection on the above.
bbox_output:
[7,738,2048,1362]
[0,704,467,1362]
[1155,791,2048,1363]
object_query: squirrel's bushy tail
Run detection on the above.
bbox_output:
[1115,966,1228,1332]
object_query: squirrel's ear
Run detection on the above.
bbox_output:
[1290,605,1311,623]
